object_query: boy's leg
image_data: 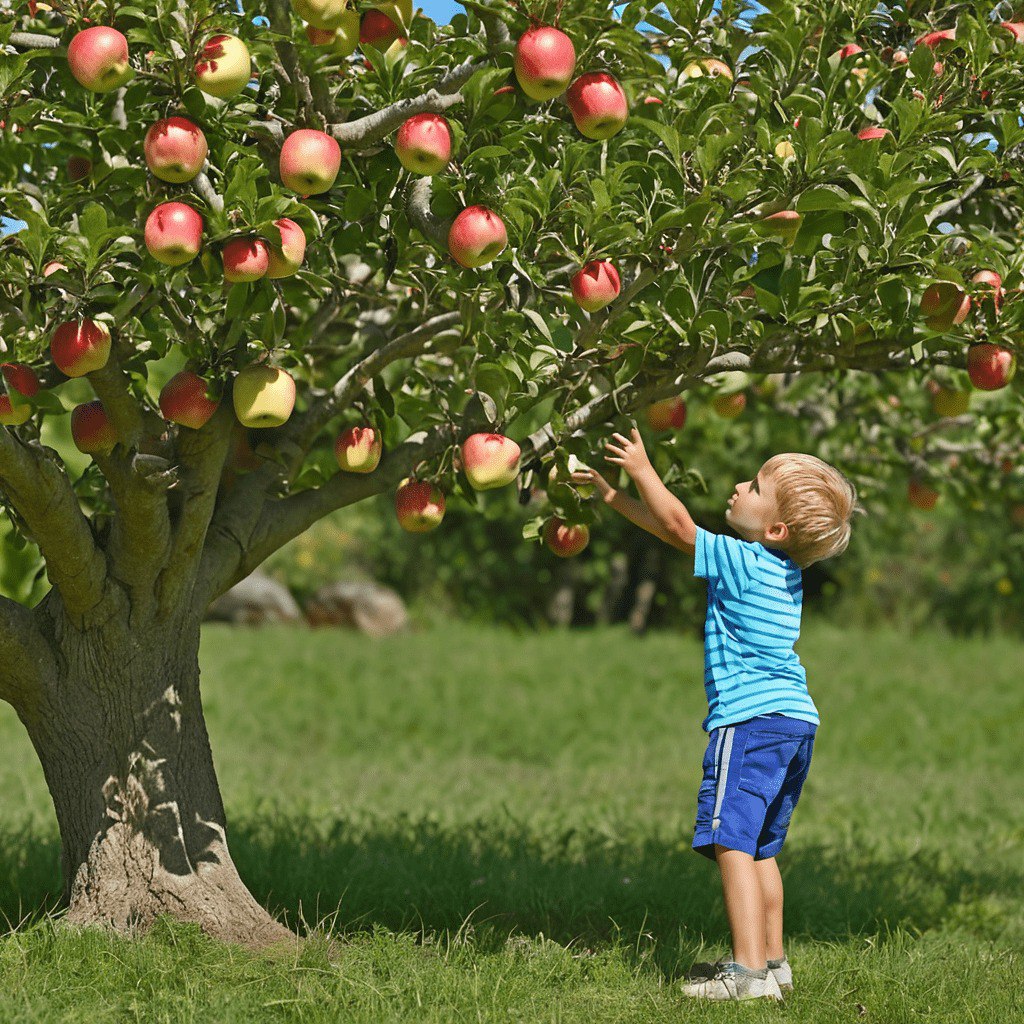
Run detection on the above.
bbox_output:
[713,844,766,971]
[754,855,785,960]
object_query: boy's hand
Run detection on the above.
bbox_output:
[571,466,616,501]
[603,427,654,480]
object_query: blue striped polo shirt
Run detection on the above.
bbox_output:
[693,526,819,733]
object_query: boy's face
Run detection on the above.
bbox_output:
[725,465,790,548]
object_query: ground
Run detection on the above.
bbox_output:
[0,620,1021,1022]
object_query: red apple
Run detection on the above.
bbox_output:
[916,28,956,49]
[159,370,220,429]
[514,25,576,101]
[566,72,629,141]
[462,433,521,490]
[571,260,621,313]
[681,57,733,80]
[335,426,383,473]
[395,479,445,532]
[66,156,92,181]
[643,95,664,105]
[144,116,208,184]
[266,218,307,279]
[67,26,132,92]
[51,319,110,377]
[71,400,117,455]
[891,49,909,65]
[145,201,203,266]
[279,128,341,195]
[754,210,802,247]
[222,237,270,283]
[395,113,452,176]
[42,261,67,277]
[907,479,939,511]
[360,10,404,48]
[971,270,1003,316]
[1001,22,1024,43]
[447,206,508,269]
[194,34,252,98]
[1,362,41,398]
[919,281,971,331]
[543,517,590,558]
[857,126,891,141]
[835,43,864,60]
[645,397,687,432]
[232,364,297,427]
[967,343,1016,391]
[712,393,747,418]
[0,395,31,426]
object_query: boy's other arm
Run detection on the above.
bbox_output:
[604,489,691,551]
[626,466,697,553]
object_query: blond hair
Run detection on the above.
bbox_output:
[761,453,862,568]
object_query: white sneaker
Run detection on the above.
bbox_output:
[686,954,793,993]
[680,961,784,1001]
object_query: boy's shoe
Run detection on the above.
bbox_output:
[685,954,793,993]
[680,961,784,1002]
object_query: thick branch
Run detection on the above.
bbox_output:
[0,432,107,626]
[406,177,452,247]
[0,593,56,710]
[9,32,62,51]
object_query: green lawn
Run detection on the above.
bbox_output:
[0,621,1021,1022]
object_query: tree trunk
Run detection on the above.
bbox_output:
[14,590,294,949]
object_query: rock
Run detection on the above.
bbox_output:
[205,570,302,625]
[304,580,408,637]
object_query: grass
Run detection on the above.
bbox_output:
[0,620,1021,1022]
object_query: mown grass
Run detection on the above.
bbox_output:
[0,621,1021,1022]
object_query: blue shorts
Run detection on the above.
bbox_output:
[692,713,816,861]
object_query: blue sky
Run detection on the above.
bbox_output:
[421,0,462,23]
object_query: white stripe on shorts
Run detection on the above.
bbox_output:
[712,726,736,828]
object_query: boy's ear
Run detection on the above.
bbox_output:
[766,521,789,544]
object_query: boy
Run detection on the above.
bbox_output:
[572,428,859,1003]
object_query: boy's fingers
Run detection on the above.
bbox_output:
[611,432,630,445]
[631,427,642,441]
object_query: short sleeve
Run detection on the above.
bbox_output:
[693,527,757,598]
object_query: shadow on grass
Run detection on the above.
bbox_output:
[3,814,1018,977]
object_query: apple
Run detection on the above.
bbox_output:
[971,269,1003,315]
[834,43,863,60]
[645,396,687,432]
[919,281,971,331]
[195,34,252,98]
[71,400,117,455]
[360,10,404,48]
[712,392,747,418]
[279,128,342,195]
[305,25,337,45]
[266,218,307,279]
[907,479,939,511]
[543,517,589,558]
[566,72,628,140]
[447,206,508,269]
[681,57,733,80]
[891,49,909,65]
[395,479,445,532]
[571,260,621,313]
[548,455,595,498]
[67,26,133,93]
[774,139,795,160]
[0,395,31,426]
[366,0,413,26]
[1,362,41,398]
[66,156,92,181]
[514,25,576,101]
[395,113,452,176]
[42,261,67,277]
[232,364,296,427]
[51,319,111,377]
[857,126,891,141]
[916,28,956,49]
[926,381,970,417]
[462,433,521,490]
[335,426,383,472]
[144,117,208,183]
[291,0,355,30]
[967,343,1016,391]
[159,370,220,429]
[754,210,802,247]
[222,237,270,283]
[1001,22,1024,43]
[145,201,203,266]
[643,96,664,106]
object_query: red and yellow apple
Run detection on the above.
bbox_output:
[967,343,1016,391]
[159,370,220,429]
[395,113,452,176]
[1,362,41,398]
[571,260,621,313]
[448,206,508,269]
[919,281,971,331]
[67,26,132,92]
[266,218,307,279]
[291,0,355,30]
[544,517,590,557]
[144,117,208,183]
[395,479,445,532]
[646,396,687,432]
[279,128,341,195]
[462,433,521,490]
[335,426,383,473]
[712,392,747,419]
[51,319,111,377]
[907,479,939,511]
[0,396,32,426]
[566,72,628,140]
[145,201,203,266]
[754,210,802,247]
[195,34,252,98]
[514,25,576,101]
[71,400,117,455]
[222,237,270,283]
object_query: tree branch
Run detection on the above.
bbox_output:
[9,32,62,51]
[0,432,107,627]
[926,173,990,227]
[0,593,56,711]
[406,177,452,246]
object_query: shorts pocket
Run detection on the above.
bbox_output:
[735,731,802,801]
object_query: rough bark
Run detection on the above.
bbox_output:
[10,586,294,949]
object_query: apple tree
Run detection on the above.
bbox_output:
[1,0,1023,945]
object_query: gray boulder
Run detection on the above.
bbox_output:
[205,570,303,625]
[304,580,408,637]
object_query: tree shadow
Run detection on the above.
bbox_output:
[3,813,1019,980]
